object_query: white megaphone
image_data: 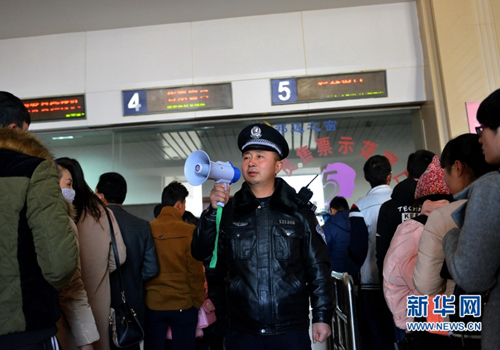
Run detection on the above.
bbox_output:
[184,150,241,186]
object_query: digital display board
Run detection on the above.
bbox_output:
[23,95,86,122]
[123,83,233,116]
[271,70,387,105]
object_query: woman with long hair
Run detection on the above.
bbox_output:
[55,157,126,350]
[55,163,99,350]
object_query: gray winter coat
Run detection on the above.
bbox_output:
[443,171,500,350]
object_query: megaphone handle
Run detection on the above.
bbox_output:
[216,182,228,207]
[209,205,223,268]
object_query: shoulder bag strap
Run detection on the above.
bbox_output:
[104,208,127,302]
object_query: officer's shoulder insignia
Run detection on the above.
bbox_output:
[307,202,317,212]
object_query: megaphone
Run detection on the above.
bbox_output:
[184,150,241,186]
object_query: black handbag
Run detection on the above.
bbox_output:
[448,284,487,338]
[106,209,145,348]
[441,259,487,341]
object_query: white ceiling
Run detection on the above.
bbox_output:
[0,0,413,40]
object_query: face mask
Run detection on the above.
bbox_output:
[62,188,76,203]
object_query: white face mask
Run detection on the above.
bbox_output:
[62,188,76,203]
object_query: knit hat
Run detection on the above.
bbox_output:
[414,155,451,199]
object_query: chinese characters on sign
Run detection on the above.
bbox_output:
[281,159,299,176]
[317,137,333,157]
[274,121,400,177]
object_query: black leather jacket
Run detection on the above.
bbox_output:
[191,178,333,335]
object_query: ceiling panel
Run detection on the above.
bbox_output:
[0,0,413,40]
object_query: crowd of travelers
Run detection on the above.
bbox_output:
[324,89,500,350]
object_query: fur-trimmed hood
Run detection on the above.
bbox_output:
[0,127,54,163]
[0,128,76,218]
[232,177,299,216]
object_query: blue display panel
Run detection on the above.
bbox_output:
[123,90,147,115]
[271,78,298,104]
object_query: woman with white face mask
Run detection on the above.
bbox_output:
[55,163,99,350]
[55,157,126,350]
[59,166,76,203]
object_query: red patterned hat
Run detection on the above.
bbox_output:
[414,155,451,199]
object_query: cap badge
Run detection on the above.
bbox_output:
[250,126,262,139]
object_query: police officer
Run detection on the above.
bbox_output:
[191,123,333,350]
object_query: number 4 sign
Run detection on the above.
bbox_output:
[122,90,147,115]
[271,78,298,105]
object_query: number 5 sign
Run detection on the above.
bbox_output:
[271,78,298,105]
[123,90,147,115]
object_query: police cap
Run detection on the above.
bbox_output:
[237,123,289,160]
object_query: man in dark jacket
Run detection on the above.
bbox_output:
[375,150,435,281]
[191,123,333,350]
[0,91,78,349]
[95,172,159,350]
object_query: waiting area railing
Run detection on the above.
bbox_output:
[330,271,359,350]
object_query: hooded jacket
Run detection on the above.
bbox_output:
[191,178,333,335]
[383,156,451,330]
[376,178,420,280]
[0,128,78,348]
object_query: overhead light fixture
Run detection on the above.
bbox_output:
[51,136,74,140]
